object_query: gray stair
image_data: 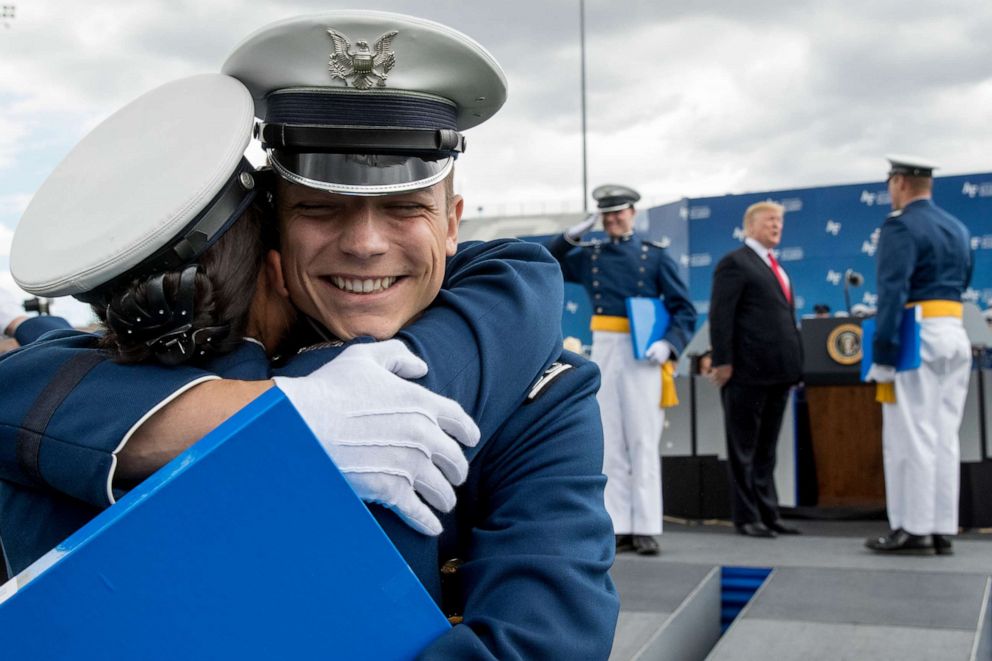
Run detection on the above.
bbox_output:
[610,559,721,660]
[707,566,992,661]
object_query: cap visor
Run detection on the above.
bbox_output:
[269,151,453,196]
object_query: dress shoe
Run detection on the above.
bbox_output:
[765,519,802,535]
[615,534,635,553]
[933,534,954,556]
[632,535,660,556]
[864,529,935,555]
[735,522,777,538]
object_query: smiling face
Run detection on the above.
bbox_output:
[272,178,462,341]
[601,206,636,237]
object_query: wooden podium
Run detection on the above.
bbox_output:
[805,384,885,507]
[801,318,886,508]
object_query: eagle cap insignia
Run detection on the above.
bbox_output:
[326,28,399,90]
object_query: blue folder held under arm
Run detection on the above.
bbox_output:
[626,297,671,360]
[860,306,922,380]
[0,388,449,659]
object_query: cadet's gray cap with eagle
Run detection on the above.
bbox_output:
[11,74,257,302]
[592,184,641,213]
[222,11,508,196]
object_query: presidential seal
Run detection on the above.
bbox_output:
[826,323,863,365]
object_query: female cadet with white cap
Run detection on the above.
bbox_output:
[1,12,619,657]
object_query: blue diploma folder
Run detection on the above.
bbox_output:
[860,306,922,380]
[626,297,671,360]
[0,388,449,659]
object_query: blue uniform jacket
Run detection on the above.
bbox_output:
[873,198,972,366]
[546,232,697,354]
[13,316,73,345]
[0,239,619,660]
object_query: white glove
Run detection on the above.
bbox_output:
[273,340,481,536]
[565,213,598,240]
[864,363,896,383]
[645,340,673,365]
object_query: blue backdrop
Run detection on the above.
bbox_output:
[681,171,992,323]
[525,170,992,343]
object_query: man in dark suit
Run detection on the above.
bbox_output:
[708,200,803,538]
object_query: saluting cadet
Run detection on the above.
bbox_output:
[864,155,972,556]
[546,184,696,555]
[1,12,619,658]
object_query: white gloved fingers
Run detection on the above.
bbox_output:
[865,363,896,383]
[413,468,458,513]
[645,340,672,365]
[565,213,598,240]
[389,487,444,536]
[393,416,470,486]
[340,339,429,380]
[433,405,481,449]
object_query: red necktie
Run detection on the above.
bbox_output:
[767,252,792,303]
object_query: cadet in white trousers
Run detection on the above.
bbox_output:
[865,155,973,556]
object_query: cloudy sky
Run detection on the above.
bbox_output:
[2,0,991,323]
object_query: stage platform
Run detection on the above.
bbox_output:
[609,520,992,660]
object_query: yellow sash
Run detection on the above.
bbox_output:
[875,300,963,404]
[590,315,679,408]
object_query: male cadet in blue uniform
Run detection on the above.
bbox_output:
[547,184,696,555]
[0,13,620,658]
[864,155,972,556]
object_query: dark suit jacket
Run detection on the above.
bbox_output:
[709,245,802,386]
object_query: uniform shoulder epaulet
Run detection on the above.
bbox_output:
[645,238,671,249]
[885,209,903,221]
[525,360,575,403]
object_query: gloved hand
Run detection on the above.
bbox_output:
[645,340,673,365]
[864,363,896,383]
[273,340,480,536]
[565,213,598,240]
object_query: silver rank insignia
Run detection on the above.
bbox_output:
[326,28,399,90]
[526,362,574,403]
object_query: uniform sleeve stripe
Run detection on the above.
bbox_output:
[16,352,105,489]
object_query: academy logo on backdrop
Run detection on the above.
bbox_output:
[780,197,803,212]
[689,254,712,267]
[971,235,992,250]
[862,292,878,306]
[860,189,891,207]
[962,181,992,198]
[825,220,841,236]
[689,206,711,220]
[731,227,746,241]
[861,228,880,257]
[826,270,842,286]
[780,247,803,261]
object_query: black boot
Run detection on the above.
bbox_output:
[632,535,659,556]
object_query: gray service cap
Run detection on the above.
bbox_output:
[221,11,507,196]
[592,184,641,213]
[11,74,257,304]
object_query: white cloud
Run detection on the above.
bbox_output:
[1,0,991,221]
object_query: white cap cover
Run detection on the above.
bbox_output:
[11,74,256,297]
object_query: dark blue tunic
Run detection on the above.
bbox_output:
[546,232,696,354]
[873,199,972,366]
